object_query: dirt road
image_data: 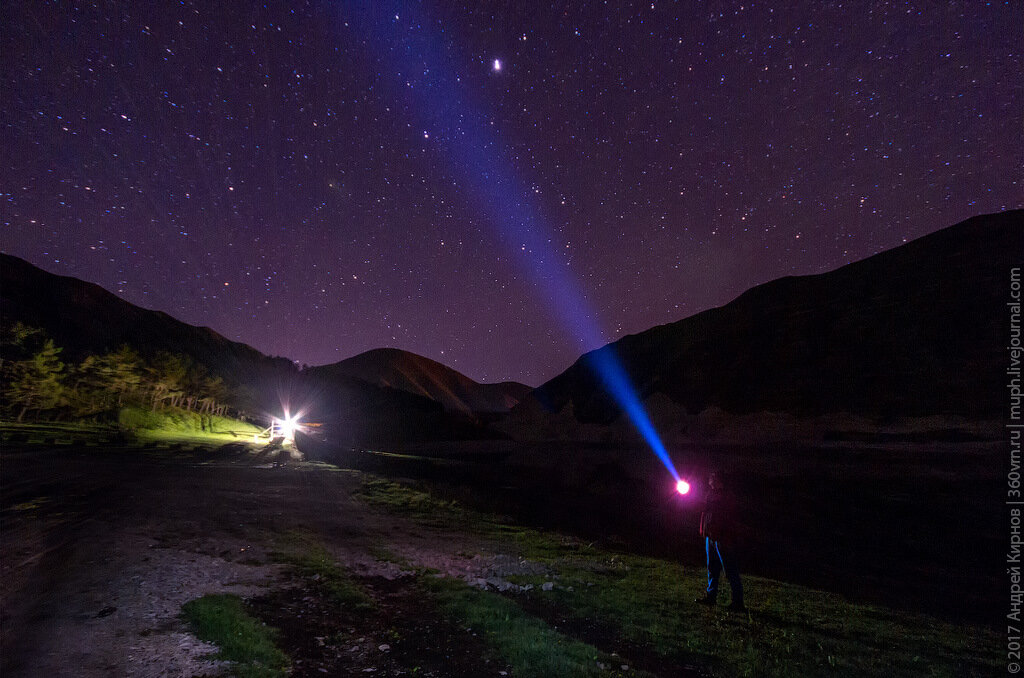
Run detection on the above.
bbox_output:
[1,441,1002,678]
[0,444,522,677]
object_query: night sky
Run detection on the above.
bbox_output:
[2,2,1020,385]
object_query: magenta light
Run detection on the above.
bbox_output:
[676,479,690,495]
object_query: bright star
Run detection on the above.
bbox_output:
[493,58,502,72]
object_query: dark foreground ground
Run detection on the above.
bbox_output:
[0,442,1003,677]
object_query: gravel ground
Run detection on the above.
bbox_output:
[0,447,546,677]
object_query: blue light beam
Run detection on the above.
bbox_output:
[586,348,681,482]
[348,4,680,482]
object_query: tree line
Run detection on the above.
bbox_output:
[0,323,243,423]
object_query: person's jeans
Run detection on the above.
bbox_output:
[706,537,743,604]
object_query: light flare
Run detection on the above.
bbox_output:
[273,413,301,442]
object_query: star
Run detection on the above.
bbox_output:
[492,58,502,72]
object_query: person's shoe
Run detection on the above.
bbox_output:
[693,595,716,606]
[727,601,747,613]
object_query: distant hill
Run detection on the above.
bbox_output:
[305,348,532,414]
[519,210,1024,425]
[0,253,298,401]
[0,254,488,443]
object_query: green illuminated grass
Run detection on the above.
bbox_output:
[270,533,374,613]
[356,477,470,526]
[423,575,627,678]
[120,406,263,444]
[0,408,263,447]
[181,594,289,678]
[357,476,1000,678]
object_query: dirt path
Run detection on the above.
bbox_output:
[5,443,994,677]
[2,446,658,677]
[1,447,330,676]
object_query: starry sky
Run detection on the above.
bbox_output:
[2,1,1021,385]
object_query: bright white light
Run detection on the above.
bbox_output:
[275,414,300,441]
[676,479,690,495]
[493,58,502,72]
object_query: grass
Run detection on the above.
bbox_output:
[269,523,624,676]
[270,532,374,613]
[181,594,289,678]
[423,574,632,678]
[120,406,264,444]
[530,554,1002,678]
[0,407,264,447]
[357,475,1002,678]
[356,477,476,527]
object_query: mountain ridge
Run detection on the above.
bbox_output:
[305,347,532,414]
[0,254,525,431]
[519,209,1023,425]
[0,253,296,389]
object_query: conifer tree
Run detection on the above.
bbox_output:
[4,337,66,422]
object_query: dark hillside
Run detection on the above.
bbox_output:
[0,255,492,443]
[0,253,297,394]
[524,210,1023,423]
[308,347,531,414]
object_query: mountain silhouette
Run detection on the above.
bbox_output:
[0,254,467,442]
[307,348,531,415]
[519,209,1023,425]
[0,253,296,395]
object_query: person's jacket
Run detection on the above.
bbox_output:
[699,486,737,542]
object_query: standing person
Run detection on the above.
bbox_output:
[694,471,745,611]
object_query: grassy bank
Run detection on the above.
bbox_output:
[182,594,289,678]
[358,476,1000,677]
[120,406,263,443]
[424,574,633,677]
[0,407,264,447]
